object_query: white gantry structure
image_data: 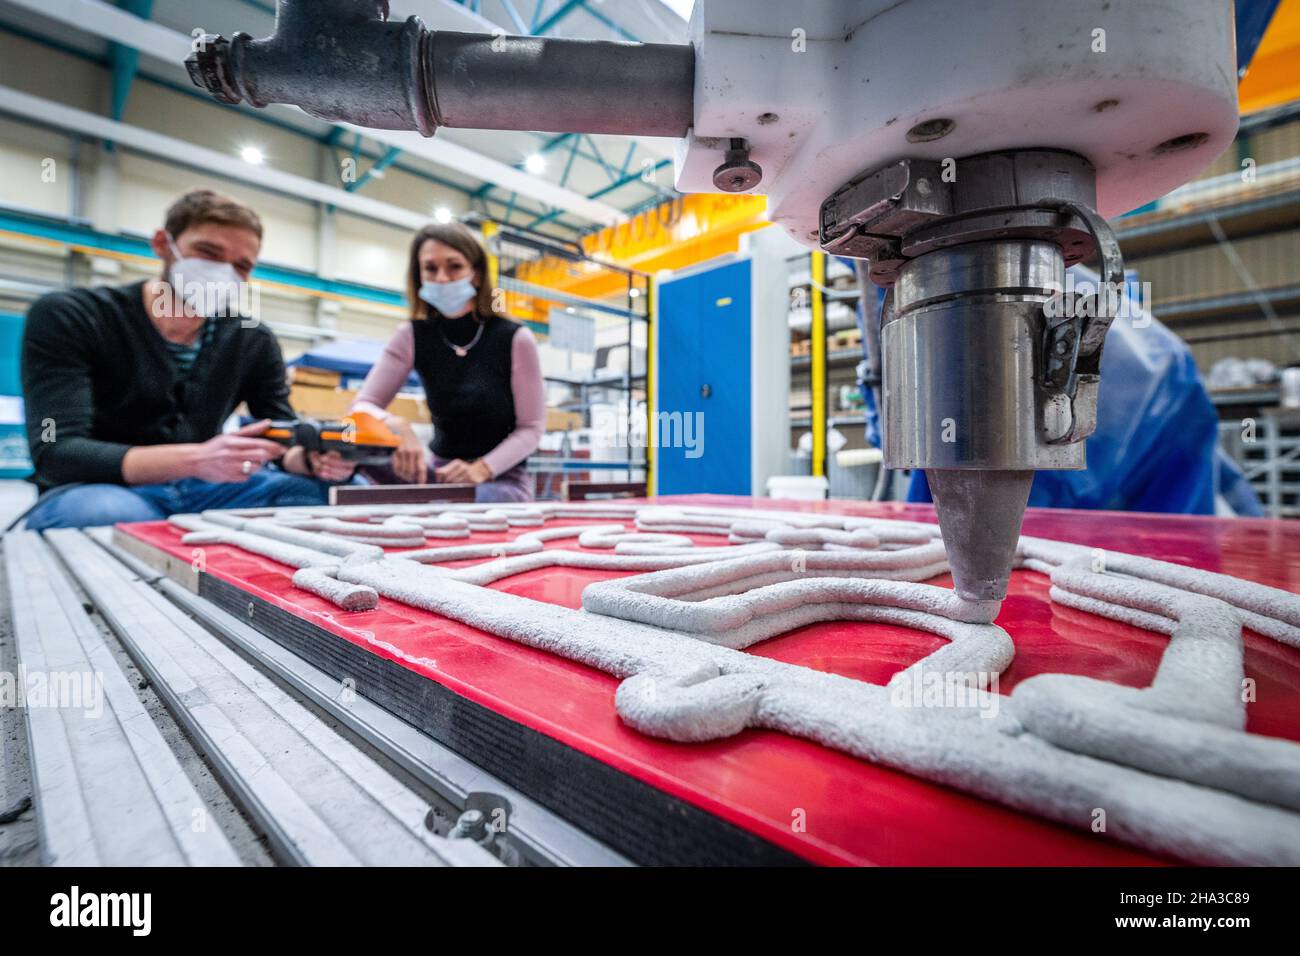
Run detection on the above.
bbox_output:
[166,501,1300,865]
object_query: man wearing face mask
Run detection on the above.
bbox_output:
[19,188,354,530]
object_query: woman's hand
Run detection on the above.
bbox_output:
[282,446,356,483]
[435,459,492,485]
[308,450,357,483]
[389,417,428,484]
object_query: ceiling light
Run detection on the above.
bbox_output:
[434,206,453,223]
[239,146,264,165]
[524,153,547,174]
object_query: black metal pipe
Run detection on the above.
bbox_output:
[187,0,695,139]
[426,32,694,137]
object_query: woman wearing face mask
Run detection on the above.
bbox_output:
[351,222,545,502]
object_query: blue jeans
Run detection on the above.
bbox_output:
[24,469,331,531]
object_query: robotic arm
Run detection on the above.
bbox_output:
[187,0,1239,607]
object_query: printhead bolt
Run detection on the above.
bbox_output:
[713,138,762,192]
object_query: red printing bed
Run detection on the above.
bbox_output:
[117,494,1300,866]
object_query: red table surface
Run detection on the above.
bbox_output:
[119,495,1300,866]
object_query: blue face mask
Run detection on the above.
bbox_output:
[419,277,477,316]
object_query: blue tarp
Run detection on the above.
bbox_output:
[287,339,420,391]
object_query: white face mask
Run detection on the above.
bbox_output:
[166,235,246,317]
[418,277,477,316]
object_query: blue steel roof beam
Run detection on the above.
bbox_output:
[586,161,675,200]
[486,196,584,235]
[525,131,639,173]
[559,136,581,188]
[323,139,481,197]
[583,134,621,183]
[108,44,139,120]
[477,187,583,234]
[347,145,403,192]
[575,1,641,42]
[516,131,663,224]
[349,133,364,170]
[470,133,577,202]
[538,132,576,154]
[106,0,155,154]
[533,0,584,35]
[462,0,640,42]
[498,0,531,34]
[527,158,672,229]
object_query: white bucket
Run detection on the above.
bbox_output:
[766,475,829,501]
[1281,367,1300,409]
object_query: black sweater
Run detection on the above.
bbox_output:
[21,281,294,491]
[410,312,522,463]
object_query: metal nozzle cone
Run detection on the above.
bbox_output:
[926,469,1034,604]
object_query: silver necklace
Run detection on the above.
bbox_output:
[439,320,484,358]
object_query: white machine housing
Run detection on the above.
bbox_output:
[675,0,1239,245]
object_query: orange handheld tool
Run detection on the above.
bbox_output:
[264,410,402,464]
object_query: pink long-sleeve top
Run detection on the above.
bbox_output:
[351,320,545,477]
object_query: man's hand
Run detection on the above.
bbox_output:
[190,420,286,483]
[390,417,428,484]
[435,458,492,485]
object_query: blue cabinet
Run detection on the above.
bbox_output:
[656,259,752,494]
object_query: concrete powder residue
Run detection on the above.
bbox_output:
[165,502,1300,865]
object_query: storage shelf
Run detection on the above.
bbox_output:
[790,413,866,428]
[790,347,864,371]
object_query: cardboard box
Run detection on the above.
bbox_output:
[288,365,342,388]
[546,409,584,432]
[289,385,582,433]
[831,329,862,351]
[289,384,431,423]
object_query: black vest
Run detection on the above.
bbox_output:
[410,313,520,462]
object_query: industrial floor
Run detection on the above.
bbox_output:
[0,482,34,531]
[0,482,36,862]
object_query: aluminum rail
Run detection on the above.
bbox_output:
[188,0,695,138]
[3,531,240,866]
[46,529,497,867]
[87,528,628,867]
